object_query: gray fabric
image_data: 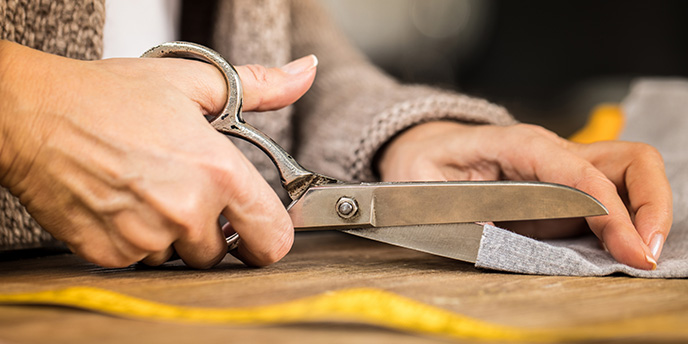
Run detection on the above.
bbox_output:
[475,79,688,278]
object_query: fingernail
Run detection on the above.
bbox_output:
[645,254,657,270]
[649,233,665,261]
[280,54,318,75]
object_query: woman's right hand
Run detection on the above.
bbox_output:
[0,40,318,268]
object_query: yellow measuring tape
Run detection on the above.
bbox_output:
[569,104,625,143]
[0,286,681,342]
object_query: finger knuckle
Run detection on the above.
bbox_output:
[508,124,548,148]
[580,166,616,190]
[81,247,138,268]
[130,237,170,254]
[63,224,142,268]
[253,220,294,265]
[187,256,221,270]
[513,123,563,143]
[175,219,206,243]
[633,142,664,164]
[110,213,176,254]
[141,255,168,267]
[227,182,255,208]
[245,64,270,89]
[271,220,295,261]
[153,194,210,239]
[512,123,542,135]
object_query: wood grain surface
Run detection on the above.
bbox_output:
[0,231,686,344]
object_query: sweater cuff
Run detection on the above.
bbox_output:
[347,90,517,182]
[0,187,62,251]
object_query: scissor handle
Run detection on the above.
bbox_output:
[142,42,338,200]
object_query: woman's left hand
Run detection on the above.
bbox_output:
[378,121,672,270]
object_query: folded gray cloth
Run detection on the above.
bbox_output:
[475,79,688,278]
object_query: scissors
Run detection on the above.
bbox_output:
[142,42,608,263]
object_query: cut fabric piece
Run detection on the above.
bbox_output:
[475,79,688,278]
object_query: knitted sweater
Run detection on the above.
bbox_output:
[0,0,516,250]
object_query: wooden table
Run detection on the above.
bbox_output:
[0,231,686,344]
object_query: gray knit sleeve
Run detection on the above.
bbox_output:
[289,0,517,182]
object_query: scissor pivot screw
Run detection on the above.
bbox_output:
[336,197,358,218]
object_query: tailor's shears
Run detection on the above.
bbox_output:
[142,42,608,263]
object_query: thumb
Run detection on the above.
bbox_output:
[158,55,317,115]
[236,55,318,112]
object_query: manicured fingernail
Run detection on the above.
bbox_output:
[280,54,318,74]
[649,233,665,261]
[645,254,657,270]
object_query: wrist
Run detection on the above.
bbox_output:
[0,40,23,185]
[0,40,16,157]
[0,41,72,189]
[376,121,471,179]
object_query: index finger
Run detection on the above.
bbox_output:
[572,141,673,261]
[491,126,658,269]
[219,149,294,267]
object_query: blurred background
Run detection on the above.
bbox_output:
[320,0,688,136]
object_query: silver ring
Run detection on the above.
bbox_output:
[225,233,240,251]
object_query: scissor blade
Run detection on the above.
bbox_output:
[289,181,607,230]
[341,223,484,263]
